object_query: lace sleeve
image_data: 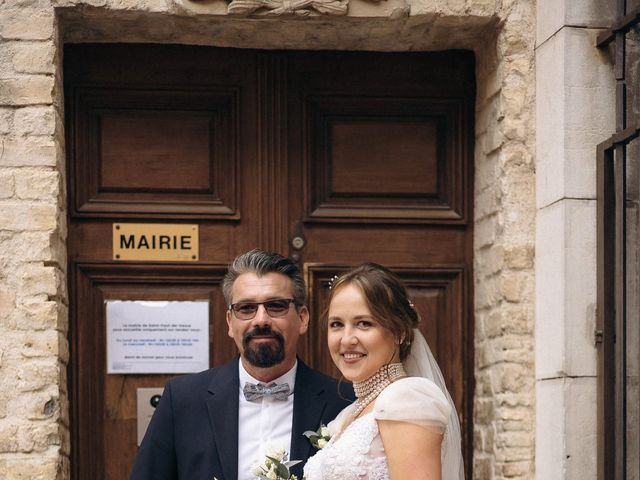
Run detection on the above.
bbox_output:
[373,377,451,434]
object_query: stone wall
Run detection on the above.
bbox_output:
[0,1,538,479]
[535,1,615,479]
[472,2,536,478]
[0,2,69,478]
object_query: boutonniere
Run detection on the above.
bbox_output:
[251,446,301,480]
[303,423,331,450]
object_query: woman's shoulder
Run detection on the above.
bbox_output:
[373,376,451,431]
[378,376,447,401]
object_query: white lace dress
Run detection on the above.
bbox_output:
[303,377,451,480]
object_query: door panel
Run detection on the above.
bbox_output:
[287,49,475,473]
[71,264,230,479]
[304,95,467,221]
[66,45,474,479]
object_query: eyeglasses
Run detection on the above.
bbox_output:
[228,298,297,320]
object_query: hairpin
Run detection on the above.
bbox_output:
[328,275,340,290]
[408,300,416,310]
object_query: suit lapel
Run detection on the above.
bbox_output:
[290,362,328,466]
[205,358,240,480]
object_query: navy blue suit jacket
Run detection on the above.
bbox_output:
[130,357,353,480]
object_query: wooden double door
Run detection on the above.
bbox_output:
[65,44,475,479]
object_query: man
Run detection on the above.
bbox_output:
[130,249,352,480]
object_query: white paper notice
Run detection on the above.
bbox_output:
[106,300,209,374]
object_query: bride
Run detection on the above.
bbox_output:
[303,263,464,480]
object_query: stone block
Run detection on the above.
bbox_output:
[12,41,56,75]
[0,203,57,231]
[482,121,503,155]
[15,170,59,200]
[409,0,495,17]
[24,392,59,420]
[499,460,531,477]
[16,360,59,392]
[475,397,495,424]
[536,377,597,480]
[0,9,54,41]
[496,430,533,449]
[171,0,228,15]
[17,422,60,452]
[0,76,54,106]
[486,335,533,365]
[474,244,504,276]
[13,301,58,331]
[536,199,598,379]
[14,106,55,136]
[565,378,598,479]
[564,200,597,377]
[473,455,494,479]
[0,423,20,452]
[0,456,59,479]
[0,392,7,419]
[537,0,616,46]
[491,363,533,393]
[536,27,615,209]
[0,170,15,199]
[108,0,169,12]
[0,289,16,322]
[21,330,59,358]
[500,271,532,303]
[0,109,12,134]
[536,201,566,379]
[484,305,533,338]
[475,184,500,221]
[474,274,500,311]
[8,232,52,264]
[474,214,500,250]
[0,139,57,167]
[19,265,58,298]
[475,150,499,195]
[503,244,533,270]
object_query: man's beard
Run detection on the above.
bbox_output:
[242,326,285,368]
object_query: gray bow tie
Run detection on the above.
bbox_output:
[243,382,291,401]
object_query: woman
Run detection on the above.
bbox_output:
[304,263,464,480]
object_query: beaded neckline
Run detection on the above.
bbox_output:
[351,363,406,418]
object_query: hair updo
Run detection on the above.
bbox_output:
[327,263,419,361]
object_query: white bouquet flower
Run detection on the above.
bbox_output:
[251,445,301,480]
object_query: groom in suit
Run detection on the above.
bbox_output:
[130,249,352,480]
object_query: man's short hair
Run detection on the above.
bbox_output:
[222,249,306,306]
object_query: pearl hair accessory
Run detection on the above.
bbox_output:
[328,275,340,290]
[352,363,406,418]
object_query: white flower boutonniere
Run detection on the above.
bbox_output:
[251,446,301,480]
[303,423,332,450]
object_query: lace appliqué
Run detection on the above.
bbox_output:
[303,413,389,480]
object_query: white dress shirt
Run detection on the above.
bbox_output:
[237,360,297,480]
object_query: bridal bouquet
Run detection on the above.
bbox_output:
[251,446,301,480]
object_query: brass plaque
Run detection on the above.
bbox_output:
[113,224,199,261]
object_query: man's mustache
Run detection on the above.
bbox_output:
[243,327,284,343]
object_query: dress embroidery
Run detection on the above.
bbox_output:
[303,413,389,480]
